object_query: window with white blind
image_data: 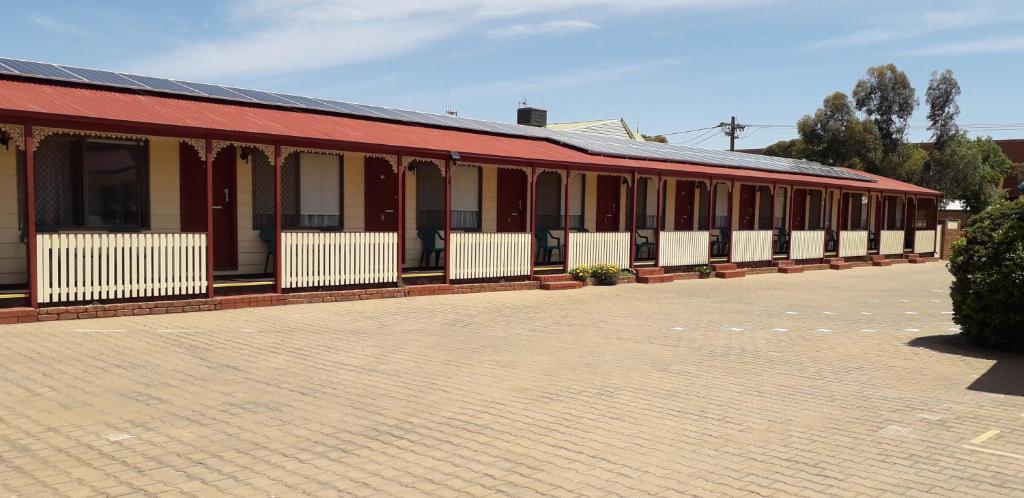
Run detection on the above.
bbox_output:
[297,153,342,228]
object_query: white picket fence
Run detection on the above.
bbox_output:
[281,232,397,289]
[789,230,824,260]
[838,230,869,258]
[567,232,630,269]
[450,232,531,280]
[731,230,772,263]
[37,233,207,304]
[880,230,905,255]
[914,229,936,254]
[658,231,709,266]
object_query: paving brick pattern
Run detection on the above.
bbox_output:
[1,263,1023,496]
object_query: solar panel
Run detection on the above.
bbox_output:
[224,87,300,106]
[120,74,204,95]
[58,66,145,88]
[0,57,877,182]
[0,58,83,80]
[174,81,255,101]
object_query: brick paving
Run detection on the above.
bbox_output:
[1,263,1023,496]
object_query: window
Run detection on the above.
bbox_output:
[847,194,868,230]
[251,152,343,230]
[773,187,788,229]
[451,165,480,231]
[712,183,729,228]
[34,135,149,229]
[298,153,342,228]
[885,196,904,229]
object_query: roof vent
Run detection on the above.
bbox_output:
[517,102,547,127]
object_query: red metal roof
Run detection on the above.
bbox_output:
[0,78,938,195]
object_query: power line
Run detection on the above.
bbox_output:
[660,125,721,136]
[677,127,721,145]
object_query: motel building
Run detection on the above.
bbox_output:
[0,58,942,323]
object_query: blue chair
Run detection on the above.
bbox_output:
[417,229,445,268]
[259,227,275,275]
[535,229,563,264]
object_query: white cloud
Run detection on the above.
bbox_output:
[808,6,1019,49]
[128,0,771,80]
[487,20,598,39]
[27,14,88,37]
[902,35,1024,56]
[449,58,680,98]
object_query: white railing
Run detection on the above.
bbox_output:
[838,230,869,258]
[37,233,207,304]
[450,232,531,280]
[567,232,629,269]
[731,230,772,263]
[282,232,396,289]
[790,230,824,260]
[880,230,905,255]
[914,229,936,254]
[658,231,709,266]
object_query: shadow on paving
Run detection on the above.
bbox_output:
[909,334,1024,397]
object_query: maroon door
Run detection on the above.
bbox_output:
[212,147,237,270]
[596,175,621,232]
[737,185,757,230]
[674,180,695,230]
[791,189,807,230]
[364,156,398,231]
[179,143,206,233]
[874,196,883,232]
[497,169,527,232]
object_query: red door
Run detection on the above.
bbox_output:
[738,185,757,230]
[179,143,206,233]
[212,146,237,270]
[596,175,621,232]
[364,156,398,231]
[791,189,807,230]
[497,169,527,232]
[674,180,695,230]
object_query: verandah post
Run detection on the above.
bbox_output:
[273,144,282,294]
[726,179,734,262]
[822,188,829,258]
[443,159,451,285]
[629,171,638,269]
[529,166,537,279]
[654,174,663,267]
[836,189,844,257]
[563,169,571,273]
[25,125,37,308]
[786,185,794,261]
[770,183,777,256]
[396,154,404,284]
[205,137,215,298]
[706,178,714,262]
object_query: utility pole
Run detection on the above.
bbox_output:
[719,116,746,151]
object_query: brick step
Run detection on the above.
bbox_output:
[848,261,871,268]
[872,260,893,267]
[770,260,796,268]
[711,263,737,272]
[715,269,747,279]
[830,262,854,270]
[634,267,665,277]
[532,273,572,283]
[823,257,845,265]
[406,284,454,297]
[778,266,804,274]
[637,274,674,284]
[540,281,583,291]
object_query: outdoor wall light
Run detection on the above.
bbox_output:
[449,151,460,161]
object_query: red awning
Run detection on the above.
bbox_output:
[0,78,938,195]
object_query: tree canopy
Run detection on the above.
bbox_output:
[852,64,918,154]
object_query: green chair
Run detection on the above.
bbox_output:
[711,228,731,257]
[259,227,275,275]
[635,232,655,260]
[535,229,563,264]
[417,229,445,268]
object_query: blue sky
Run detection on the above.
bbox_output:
[3,0,1023,150]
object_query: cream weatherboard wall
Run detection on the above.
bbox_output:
[0,146,24,285]
[148,138,181,233]
[343,153,365,231]
[481,166,497,233]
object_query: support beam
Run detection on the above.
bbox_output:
[726,180,734,262]
[629,171,638,268]
[770,183,777,255]
[563,170,571,272]
[273,143,282,294]
[443,159,451,284]
[205,137,215,298]
[706,178,714,262]
[786,185,794,260]
[396,154,405,284]
[25,125,37,308]
[529,166,537,279]
[836,189,844,256]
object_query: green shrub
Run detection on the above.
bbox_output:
[590,263,621,285]
[569,265,592,283]
[948,199,1024,350]
[695,265,713,277]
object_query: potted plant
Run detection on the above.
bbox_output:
[695,265,713,279]
[590,263,621,286]
[569,265,592,285]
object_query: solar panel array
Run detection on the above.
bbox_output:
[0,57,873,182]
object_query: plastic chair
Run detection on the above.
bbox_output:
[711,228,731,257]
[535,229,563,264]
[417,229,445,268]
[259,227,275,275]
[635,232,656,260]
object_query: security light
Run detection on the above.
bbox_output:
[449,151,460,161]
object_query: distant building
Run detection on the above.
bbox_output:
[546,118,646,142]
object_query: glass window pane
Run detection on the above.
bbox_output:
[298,153,341,228]
[84,139,146,228]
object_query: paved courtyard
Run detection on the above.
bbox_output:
[1,263,1023,497]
